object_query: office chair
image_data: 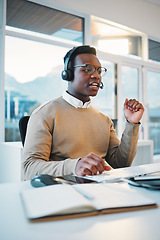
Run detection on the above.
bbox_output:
[19,116,30,146]
[111,119,118,129]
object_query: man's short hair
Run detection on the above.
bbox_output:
[63,45,97,69]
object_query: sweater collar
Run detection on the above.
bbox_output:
[63,91,91,109]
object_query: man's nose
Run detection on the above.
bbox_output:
[91,69,101,78]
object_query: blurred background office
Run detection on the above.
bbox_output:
[0,0,160,183]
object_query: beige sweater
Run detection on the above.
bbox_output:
[22,97,140,180]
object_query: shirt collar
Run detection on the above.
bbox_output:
[63,91,91,109]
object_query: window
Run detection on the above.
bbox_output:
[91,16,142,58]
[121,65,139,129]
[149,39,160,63]
[7,0,84,43]
[5,36,70,141]
[122,65,139,102]
[146,70,160,157]
[91,60,116,118]
[5,0,84,141]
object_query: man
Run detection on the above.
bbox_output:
[22,45,144,180]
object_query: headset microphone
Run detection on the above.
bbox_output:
[100,82,104,89]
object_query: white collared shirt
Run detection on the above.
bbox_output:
[63,91,91,109]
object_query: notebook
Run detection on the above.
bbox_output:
[20,182,157,221]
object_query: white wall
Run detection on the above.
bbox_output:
[47,0,160,40]
[0,142,22,183]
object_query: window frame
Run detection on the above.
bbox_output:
[0,0,6,142]
[0,0,160,151]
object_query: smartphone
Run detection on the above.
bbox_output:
[60,175,97,184]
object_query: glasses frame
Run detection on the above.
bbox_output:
[73,64,107,77]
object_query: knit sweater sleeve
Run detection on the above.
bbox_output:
[106,121,140,168]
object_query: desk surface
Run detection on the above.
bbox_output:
[0,180,160,240]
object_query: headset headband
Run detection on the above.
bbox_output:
[64,47,77,71]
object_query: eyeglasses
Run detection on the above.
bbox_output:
[73,64,107,77]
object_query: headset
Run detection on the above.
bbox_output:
[61,47,79,81]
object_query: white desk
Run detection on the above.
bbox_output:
[0,181,160,240]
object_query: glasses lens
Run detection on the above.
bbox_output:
[85,64,95,74]
[84,64,107,77]
[98,67,107,77]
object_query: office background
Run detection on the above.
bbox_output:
[0,0,160,183]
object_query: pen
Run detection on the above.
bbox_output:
[55,177,94,200]
[72,186,94,201]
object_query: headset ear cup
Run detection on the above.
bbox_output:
[62,46,78,81]
[61,69,74,81]
[61,70,68,80]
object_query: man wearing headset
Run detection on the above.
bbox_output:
[22,45,144,180]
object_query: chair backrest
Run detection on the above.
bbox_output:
[19,116,30,146]
[111,119,118,129]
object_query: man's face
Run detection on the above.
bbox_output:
[68,53,102,103]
